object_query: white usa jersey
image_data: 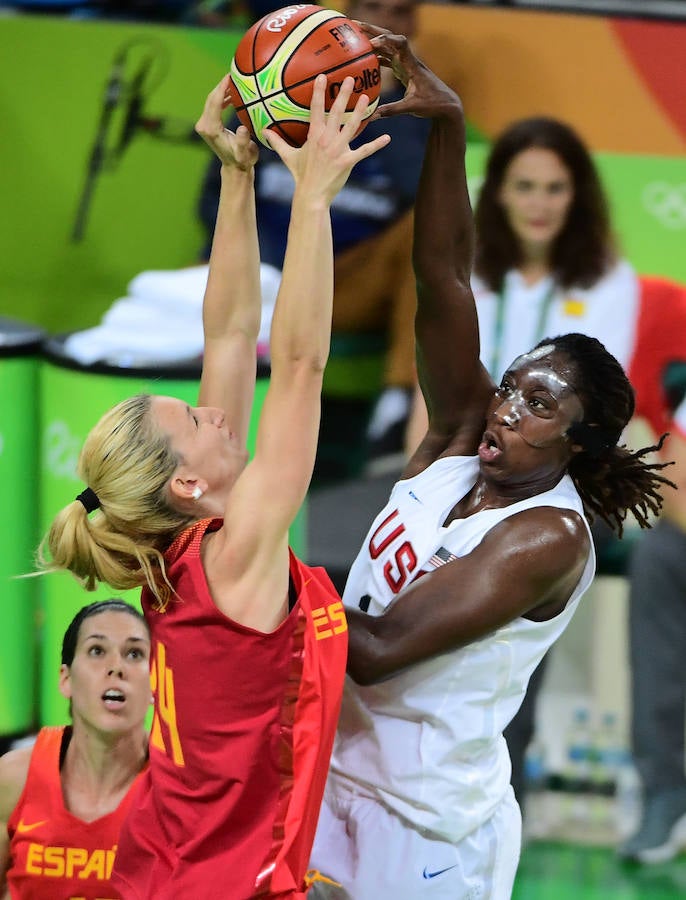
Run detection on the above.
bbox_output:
[331,455,595,844]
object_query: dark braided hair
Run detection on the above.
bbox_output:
[535,333,676,537]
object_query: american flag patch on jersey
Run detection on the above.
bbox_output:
[427,546,458,568]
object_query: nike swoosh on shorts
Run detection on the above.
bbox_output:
[422,864,458,879]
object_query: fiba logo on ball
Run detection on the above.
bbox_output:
[229,4,381,148]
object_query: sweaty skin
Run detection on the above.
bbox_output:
[480,347,583,458]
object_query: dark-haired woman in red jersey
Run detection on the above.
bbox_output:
[0,599,150,899]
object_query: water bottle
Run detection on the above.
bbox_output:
[523,736,549,838]
[589,711,623,837]
[562,706,593,828]
[614,750,643,840]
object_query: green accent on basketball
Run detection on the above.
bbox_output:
[256,62,285,96]
[229,67,259,105]
[268,93,309,117]
[251,105,278,139]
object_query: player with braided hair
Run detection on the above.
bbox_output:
[533,333,672,535]
[308,31,674,900]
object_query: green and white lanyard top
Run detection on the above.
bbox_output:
[489,277,558,379]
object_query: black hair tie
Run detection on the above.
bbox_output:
[75,487,100,513]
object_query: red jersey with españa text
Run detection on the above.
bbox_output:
[6,726,145,900]
[112,518,348,900]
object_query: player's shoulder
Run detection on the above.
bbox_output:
[0,745,32,820]
[488,503,589,566]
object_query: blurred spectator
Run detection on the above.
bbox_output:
[184,0,269,29]
[0,0,195,22]
[617,278,686,865]
[100,0,194,21]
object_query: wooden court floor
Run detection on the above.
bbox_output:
[513,842,686,899]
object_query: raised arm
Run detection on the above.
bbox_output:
[195,75,261,447]
[205,77,391,629]
[366,32,495,467]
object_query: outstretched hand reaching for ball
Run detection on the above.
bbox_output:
[357,26,461,121]
[264,75,391,206]
[195,74,259,171]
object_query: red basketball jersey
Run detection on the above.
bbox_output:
[6,726,145,900]
[112,519,348,899]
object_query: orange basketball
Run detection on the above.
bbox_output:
[229,5,381,148]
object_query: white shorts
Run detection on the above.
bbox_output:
[308,784,521,900]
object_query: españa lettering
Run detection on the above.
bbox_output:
[24,843,117,880]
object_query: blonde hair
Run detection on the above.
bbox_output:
[39,394,194,609]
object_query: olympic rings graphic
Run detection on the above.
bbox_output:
[642,182,686,230]
[44,420,82,480]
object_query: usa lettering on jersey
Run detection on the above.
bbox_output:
[368,510,418,593]
[362,510,457,607]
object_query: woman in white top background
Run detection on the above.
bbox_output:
[407,116,640,456]
[471,115,639,383]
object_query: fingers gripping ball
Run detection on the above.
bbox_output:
[229,4,381,148]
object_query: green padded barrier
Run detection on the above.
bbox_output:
[0,319,45,735]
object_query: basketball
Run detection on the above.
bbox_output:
[229,4,382,148]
